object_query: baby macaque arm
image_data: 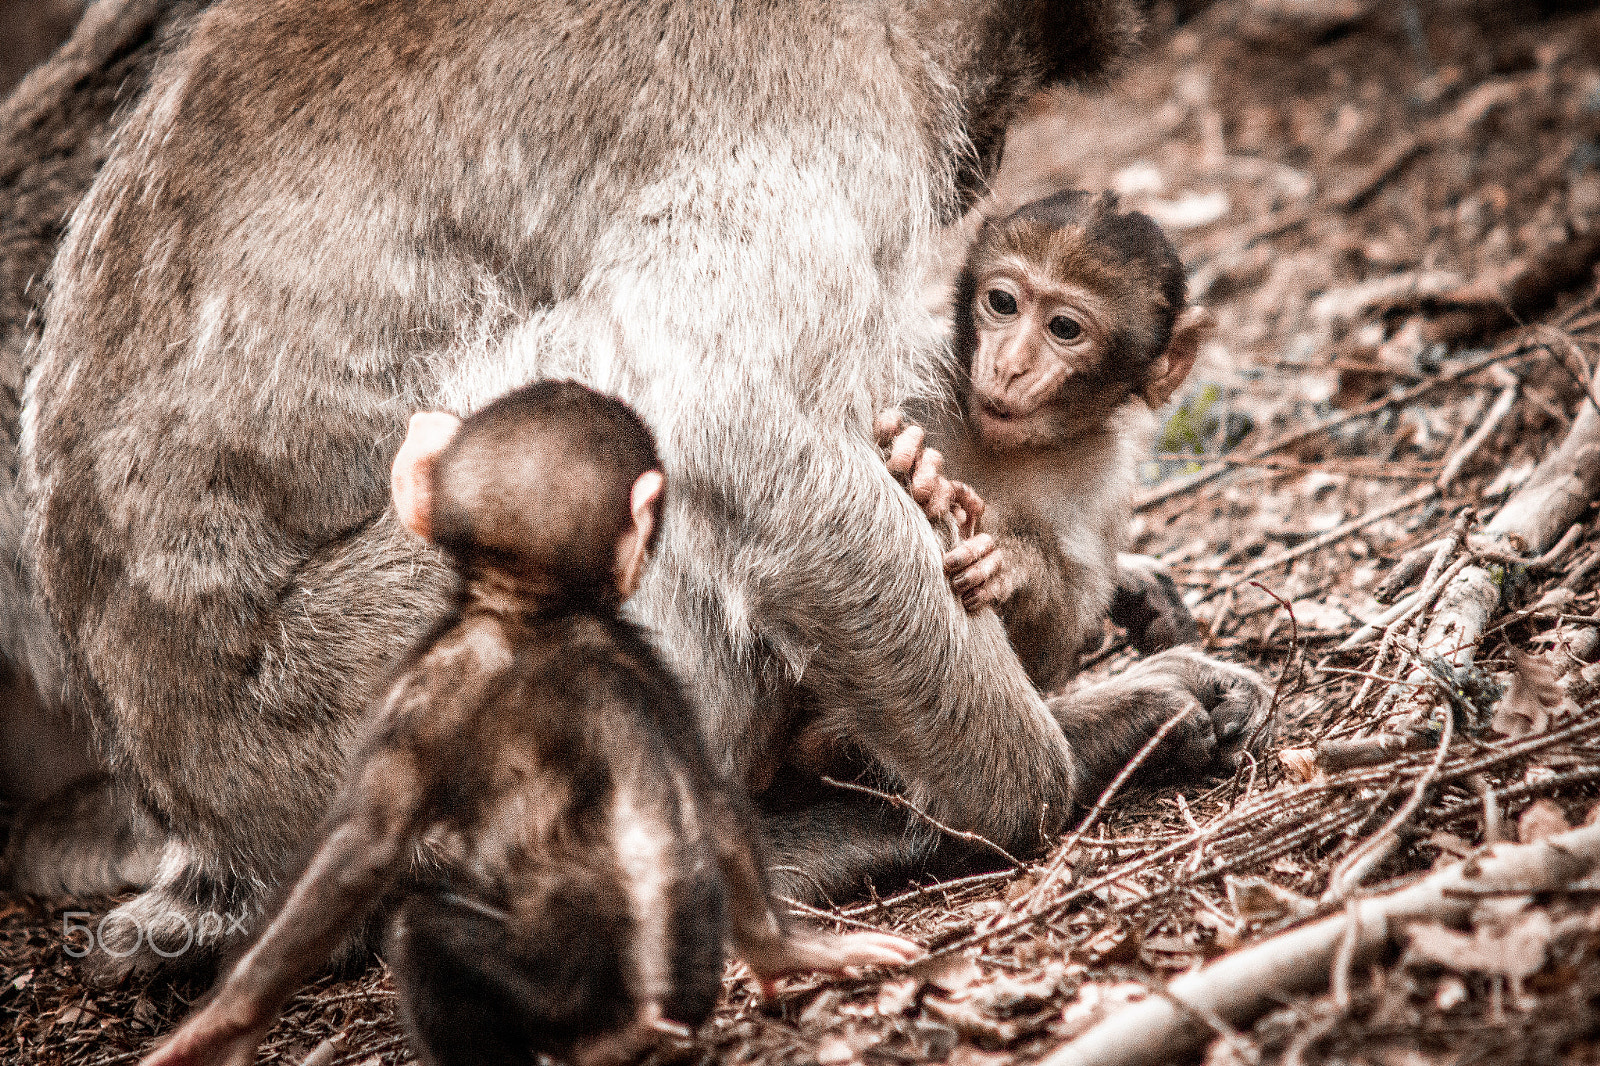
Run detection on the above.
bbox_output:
[701,791,921,996]
[876,409,1000,611]
[141,750,424,1066]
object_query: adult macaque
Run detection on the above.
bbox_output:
[20,0,1265,971]
[141,381,919,1066]
[880,190,1205,691]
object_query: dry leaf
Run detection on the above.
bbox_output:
[1056,983,1146,1040]
[876,978,919,1016]
[815,1036,857,1066]
[1279,747,1320,783]
[1493,650,1566,737]
[920,954,984,997]
[1226,875,1315,922]
[1426,830,1474,861]
[924,996,1022,1043]
[1434,975,1468,1011]
[1518,798,1572,843]
[1288,599,1355,631]
[949,1047,1014,1066]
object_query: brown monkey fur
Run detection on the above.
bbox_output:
[19,0,1266,973]
[139,380,918,1066]
[882,190,1208,691]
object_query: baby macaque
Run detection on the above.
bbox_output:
[882,190,1206,691]
[142,381,919,1066]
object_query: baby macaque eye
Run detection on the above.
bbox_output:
[987,289,1017,315]
[1047,315,1082,341]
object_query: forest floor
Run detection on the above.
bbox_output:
[7,1,1600,1063]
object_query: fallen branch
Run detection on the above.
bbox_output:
[1415,368,1600,679]
[1040,819,1600,1066]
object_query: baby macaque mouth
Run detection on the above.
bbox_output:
[978,397,1018,420]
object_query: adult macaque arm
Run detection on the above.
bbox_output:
[701,790,922,997]
[140,752,424,1066]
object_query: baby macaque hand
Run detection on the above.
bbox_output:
[873,409,985,540]
[945,532,1016,613]
[391,410,463,541]
[747,926,924,996]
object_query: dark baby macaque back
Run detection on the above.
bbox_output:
[141,381,920,1066]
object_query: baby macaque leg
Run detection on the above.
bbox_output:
[1110,553,1200,654]
[706,792,922,995]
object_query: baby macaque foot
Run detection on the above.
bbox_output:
[1111,553,1201,653]
[571,1003,689,1066]
[944,531,1016,612]
[747,926,924,997]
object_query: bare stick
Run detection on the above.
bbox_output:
[1020,706,1196,911]
[776,895,898,934]
[1325,699,1453,901]
[1438,384,1519,489]
[820,776,1021,868]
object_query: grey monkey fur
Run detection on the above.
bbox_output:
[16,0,1264,974]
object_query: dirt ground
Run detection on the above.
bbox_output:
[7,1,1600,1063]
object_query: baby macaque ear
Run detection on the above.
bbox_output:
[630,469,666,545]
[1141,306,1213,409]
[392,411,463,541]
[615,470,666,599]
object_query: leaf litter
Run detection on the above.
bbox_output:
[10,0,1600,1063]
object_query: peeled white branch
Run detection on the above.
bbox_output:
[1421,372,1600,675]
[1041,820,1600,1066]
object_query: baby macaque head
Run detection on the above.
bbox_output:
[392,381,665,606]
[954,189,1208,451]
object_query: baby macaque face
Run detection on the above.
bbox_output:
[960,190,1207,451]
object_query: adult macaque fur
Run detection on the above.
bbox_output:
[20,0,1266,973]
[881,189,1213,690]
[141,386,919,1066]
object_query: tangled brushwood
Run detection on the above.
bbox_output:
[9,0,1600,1064]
